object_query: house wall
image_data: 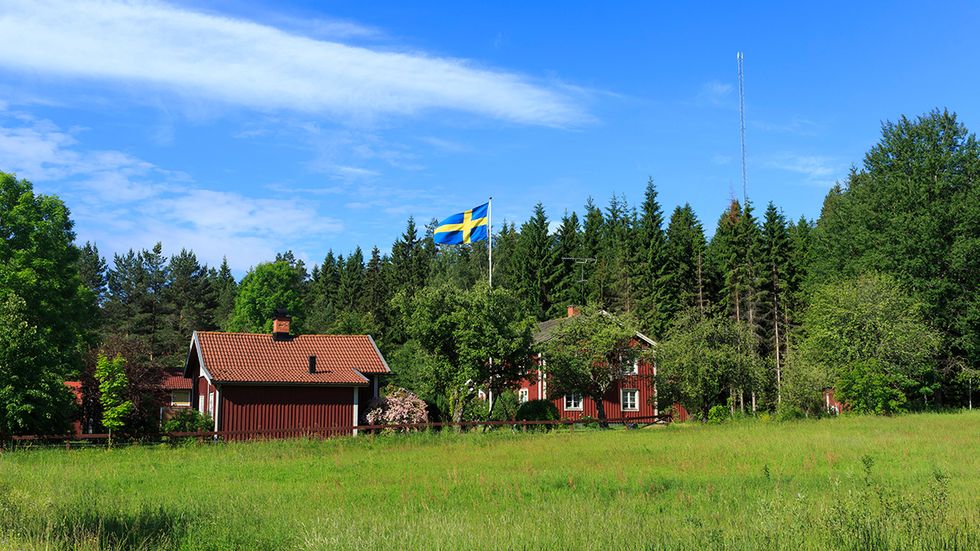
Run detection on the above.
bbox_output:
[518,358,659,421]
[218,385,356,438]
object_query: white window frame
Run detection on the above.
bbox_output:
[198,394,205,412]
[564,393,583,411]
[207,390,215,418]
[518,388,529,403]
[622,388,639,411]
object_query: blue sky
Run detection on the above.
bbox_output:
[1,0,978,274]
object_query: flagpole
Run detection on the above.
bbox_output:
[487,196,494,418]
[488,196,493,288]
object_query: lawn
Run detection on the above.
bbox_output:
[1,411,978,550]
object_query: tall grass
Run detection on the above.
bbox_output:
[1,411,978,549]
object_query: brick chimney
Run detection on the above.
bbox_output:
[567,305,580,318]
[272,308,291,341]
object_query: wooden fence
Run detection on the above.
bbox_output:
[4,414,672,449]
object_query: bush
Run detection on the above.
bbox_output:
[837,359,909,414]
[707,404,730,424]
[775,404,807,422]
[364,387,429,430]
[515,399,559,430]
[162,409,212,433]
[490,390,520,422]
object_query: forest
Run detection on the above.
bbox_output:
[1,109,977,437]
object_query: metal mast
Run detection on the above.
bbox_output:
[737,51,748,205]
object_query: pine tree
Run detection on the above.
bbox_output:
[161,249,216,367]
[390,217,429,297]
[211,257,237,330]
[305,250,340,333]
[514,203,555,320]
[633,179,671,336]
[759,202,791,403]
[547,211,582,316]
[105,243,170,362]
[361,246,390,338]
[664,204,708,316]
[77,241,108,308]
[337,247,365,311]
[580,197,604,305]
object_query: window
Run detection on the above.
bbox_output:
[518,388,529,403]
[622,389,639,411]
[564,393,583,411]
[626,359,639,375]
[198,394,205,412]
[171,390,191,407]
[207,390,215,418]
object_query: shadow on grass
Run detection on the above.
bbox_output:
[54,506,190,550]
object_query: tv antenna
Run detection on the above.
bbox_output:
[737,51,748,205]
[563,256,595,305]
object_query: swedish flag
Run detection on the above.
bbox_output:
[433,202,489,245]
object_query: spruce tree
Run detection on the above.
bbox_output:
[211,257,237,330]
[547,211,582,316]
[634,179,671,336]
[580,197,604,305]
[759,202,791,403]
[514,203,555,320]
[664,204,708,316]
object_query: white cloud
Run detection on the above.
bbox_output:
[0,111,342,271]
[0,0,588,127]
[695,81,733,105]
[764,153,843,188]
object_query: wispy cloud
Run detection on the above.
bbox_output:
[0,111,342,271]
[694,81,733,106]
[752,117,825,137]
[763,153,843,188]
[0,0,588,127]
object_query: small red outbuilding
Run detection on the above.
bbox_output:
[183,313,389,437]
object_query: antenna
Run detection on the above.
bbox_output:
[737,51,748,205]
[562,256,596,305]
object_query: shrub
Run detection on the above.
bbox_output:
[364,387,428,430]
[162,409,212,433]
[707,404,730,424]
[837,359,909,414]
[490,390,520,422]
[775,404,807,422]
[515,399,559,430]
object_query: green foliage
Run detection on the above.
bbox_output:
[162,409,213,433]
[837,359,909,414]
[539,307,644,423]
[489,390,521,422]
[795,273,940,413]
[0,292,75,438]
[810,109,980,386]
[398,282,535,423]
[706,404,730,424]
[656,309,762,419]
[515,399,560,424]
[94,353,133,436]
[226,260,305,333]
[0,172,95,381]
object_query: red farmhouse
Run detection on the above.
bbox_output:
[517,307,686,421]
[183,312,389,436]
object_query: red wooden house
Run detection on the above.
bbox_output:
[183,312,389,437]
[518,307,686,421]
[160,370,193,422]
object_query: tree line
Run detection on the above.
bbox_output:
[1,108,977,437]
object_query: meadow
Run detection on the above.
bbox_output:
[1,412,978,550]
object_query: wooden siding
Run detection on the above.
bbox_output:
[218,385,355,437]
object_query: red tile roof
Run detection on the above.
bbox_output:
[162,372,193,390]
[190,332,388,385]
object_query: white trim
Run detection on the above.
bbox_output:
[213,385,221,432]
[518,388,529,403]
[564,393,583,411]
[626,359,639,375]
[352,387,359,436]
[621,388,639,412]
[367,335,391,373]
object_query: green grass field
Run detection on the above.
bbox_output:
[1,412,978,550]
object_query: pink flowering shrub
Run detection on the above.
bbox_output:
[364,387,428,430]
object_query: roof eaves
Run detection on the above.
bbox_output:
[367,335,391,373]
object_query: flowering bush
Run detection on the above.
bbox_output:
[364,387,428,430]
